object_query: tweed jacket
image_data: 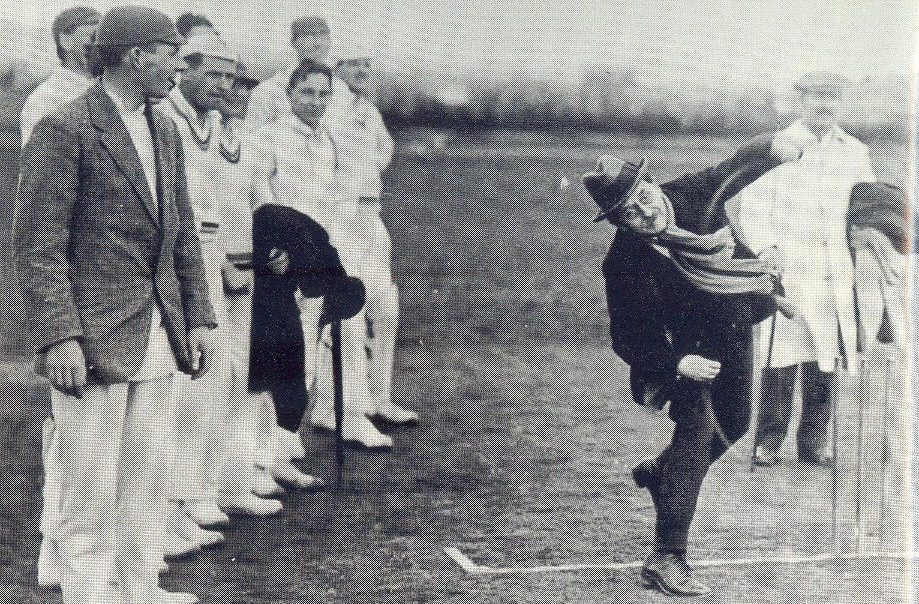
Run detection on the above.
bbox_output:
[602,134,778,408]
[14,81,216,383]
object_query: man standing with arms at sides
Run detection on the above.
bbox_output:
[245,16,331,128]
[738,71,876,468]
[311,51,417,440]
[18,6,99,589]
[213,60,292,513]
[159,32,237,556]
[14,7,215,604]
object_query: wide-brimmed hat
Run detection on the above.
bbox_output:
[583,155,650,223]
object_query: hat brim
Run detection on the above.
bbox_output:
[592,157,648,223]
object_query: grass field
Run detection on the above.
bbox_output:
[0,127,915,603]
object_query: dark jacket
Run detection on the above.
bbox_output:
[602,135,778,408]
[14,82,216,382]
[248,204,364,394]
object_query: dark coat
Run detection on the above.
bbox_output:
[602,135,779,408]
[14,82,216,382]
[248,204,342,393]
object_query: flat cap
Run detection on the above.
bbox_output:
[95,5,185,48]
[53,6,100,42]
[291,16,330,40]
[182,32,236,63]
[794,70,852,93]
[233,62,261,88]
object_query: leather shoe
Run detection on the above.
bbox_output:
[252,467,286,497]
[373,402,419,425]
[754,448,782,467]
[272,461,325,489]
[182,499,230,527]
[641,551,711,597]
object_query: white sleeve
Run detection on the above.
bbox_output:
[245,81,279,131]
[734,176,780,256]
[370,104,394,173]
[19,88,47,148]
[249,129,277,211]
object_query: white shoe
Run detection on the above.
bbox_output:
[218,493,284,516]
[186,524,224,549]
[171,505,224,549]
[160,561,170,574]
[279,428,307,459]
[310,406,337,431]
[342,414,394,449]
[252,467,286,497]
[163,534,200,559]
[155,587,199,604]
[272,462,325,489]
[182,499,230,527]
[374,402,419,425]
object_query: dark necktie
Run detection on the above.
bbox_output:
[143,100,164,225]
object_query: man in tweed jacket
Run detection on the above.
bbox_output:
[13,7,215,604]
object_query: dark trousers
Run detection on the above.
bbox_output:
[653,347,752,552]
[756,361,832,460]
[249,272,309,433]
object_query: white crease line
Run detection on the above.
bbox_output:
[444,547,919,576]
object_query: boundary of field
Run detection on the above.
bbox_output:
[444,547,919,576]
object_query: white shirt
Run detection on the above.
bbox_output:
[103,81,158,204]
[160,87,223,242]
[101,81,176,381]
[325,86,394,200]
[245,69,292,129]
[251,115,357,257]
[217,117,255,260]
[20,66,93,147]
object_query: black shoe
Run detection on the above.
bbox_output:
[640,552,711,597]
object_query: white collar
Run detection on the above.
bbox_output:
[102,80,147,118]
[287,113,327,140]
[54,65,92,88]
[789,119,847,145]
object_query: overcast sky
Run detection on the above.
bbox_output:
[4,0,916,88]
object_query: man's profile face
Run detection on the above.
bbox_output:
[289,72,331,129]
[135,42,187,101]
[61,23,97,70]
[181,55,236,112]
[293,32,331,64]
[800,89,842,131]
[616,181,671,235]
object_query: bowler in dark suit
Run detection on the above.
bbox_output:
[14,7,214,604]
[585,135,795,597]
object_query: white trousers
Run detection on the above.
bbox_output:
[218,284,265,497]
[172,352,229,502]
[50,374,175,604]
[363,212,399,411]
